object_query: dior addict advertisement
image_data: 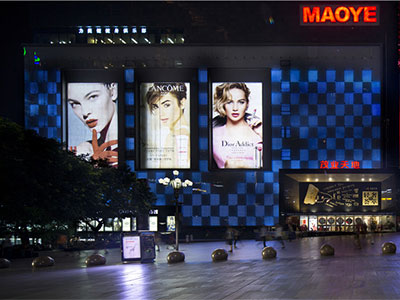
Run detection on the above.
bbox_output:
[212,82,263,169]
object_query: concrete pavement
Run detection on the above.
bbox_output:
[1,233,400,299]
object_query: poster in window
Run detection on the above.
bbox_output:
[67,82,118,166]
[140,82,190,169]
[211,82,263,169]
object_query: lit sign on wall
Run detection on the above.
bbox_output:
[320,160,360,169]
[139,82,191,169]
[300,5,379,26]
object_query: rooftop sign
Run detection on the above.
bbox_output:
[300,5,379,26]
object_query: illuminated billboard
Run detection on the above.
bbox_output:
[300,182,381,213]
[121,235,141,260]
[211,82,263,169]
[139,82,191,169]
[65,70,122,167]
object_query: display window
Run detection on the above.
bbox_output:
[149,216,158,232]
[380,215,395,231]
[300,216,308,230]
[113,218,122,231]
[122,217,131,232]
[309,215,318,231]
[167,216,175,232]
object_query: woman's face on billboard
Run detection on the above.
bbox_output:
[224,88,248,123]
[151,93,185,128]
[68,83,117,132]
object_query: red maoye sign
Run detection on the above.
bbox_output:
[300,5,379,26]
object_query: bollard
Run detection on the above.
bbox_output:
[382,242,396,254]
[211,248,228,262]
[0,258,11,269]
[262,246,277,259]
[320,244,335,256]
[32,256,55,268]
[86,254,106,267]
[167,251,185,263]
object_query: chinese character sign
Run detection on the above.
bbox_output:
[320,160,360,169]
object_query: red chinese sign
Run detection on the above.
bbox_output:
[300,5,379,26]
[320,160,360,169]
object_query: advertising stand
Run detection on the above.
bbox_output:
[140,232,156,263]
[121,232,155,263]
[121,233,141,262]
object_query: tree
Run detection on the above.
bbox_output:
[80,161,156,243]
[0,117,156,247]
[0,118,101,245]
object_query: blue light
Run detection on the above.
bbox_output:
[344,70,354,82]
[210,194,220,205]
[308,70,318,82]
[271,69,282,82]
[326,70,336,82]
[271,92,281,104]
[199,138,207,150]
[362,70,372,82]
[198,69,207,83]
[124,69,134,83]
[228,194,238,205]
[290,70,300,82]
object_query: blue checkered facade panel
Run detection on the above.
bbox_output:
[24,70,62,142]
[25,68,381,227]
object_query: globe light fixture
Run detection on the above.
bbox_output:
[158,170,192,251]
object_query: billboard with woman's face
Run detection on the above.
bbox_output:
[67,82,119,166]
[139,82,191,169]
[212,82,263,169]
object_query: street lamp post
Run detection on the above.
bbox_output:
[158,170,192,251]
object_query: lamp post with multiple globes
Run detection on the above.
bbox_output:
[158,170,193,251]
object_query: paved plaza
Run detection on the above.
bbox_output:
[2,233,400,299]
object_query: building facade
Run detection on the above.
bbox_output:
[20,2,399,236]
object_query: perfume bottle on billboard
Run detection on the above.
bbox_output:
[254,142,263,168]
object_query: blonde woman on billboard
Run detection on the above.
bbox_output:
[67,82,118,166]
[145,82,190,168]
[212,82,262,169]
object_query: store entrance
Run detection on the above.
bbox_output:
[280,169,397,233]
